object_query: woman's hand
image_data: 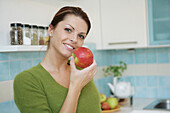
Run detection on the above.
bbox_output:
[69,56,97,91]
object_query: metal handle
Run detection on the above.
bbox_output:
[108,41,137,45]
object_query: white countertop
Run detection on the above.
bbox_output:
[114,98,170,113]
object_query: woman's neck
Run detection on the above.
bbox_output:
[41,49,70,73]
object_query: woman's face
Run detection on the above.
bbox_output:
[49,14,88,58]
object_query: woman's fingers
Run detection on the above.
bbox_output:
[70,56,76,70]
[82,59,97,73]
[69,57,97,88]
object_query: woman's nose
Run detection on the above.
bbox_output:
[70,33,77,43]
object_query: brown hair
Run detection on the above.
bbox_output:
[47,6,91,48]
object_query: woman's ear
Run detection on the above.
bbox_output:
[48,24,54,37]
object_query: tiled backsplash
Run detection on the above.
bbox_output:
[0,43,170,112]
[95,75,170,98]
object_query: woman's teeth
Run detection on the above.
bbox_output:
[65,44,73,49]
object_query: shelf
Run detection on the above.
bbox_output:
[0,45,47,52]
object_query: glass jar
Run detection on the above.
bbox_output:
[23,24,31,45]
[44,26,49,45]
[31,25,38,45]
[10,23,23,45]
[38,26,45,45]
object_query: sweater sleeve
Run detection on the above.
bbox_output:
[14,71,52,113]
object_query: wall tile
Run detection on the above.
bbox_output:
[20,60,33,72]
[0,53,8,61]
[8,53,21,60]
[135,76,147,87]
[32,59,41,66]
[94,76,113,97]
[104,50,112,66]
[39,51,46,59]
[159,88,170,99]
[84,43,96,50]
[95,51,103,67]
[96,75,170,98]
[0,62,9,81]
[0,81,11,102]
[115,50,124,64]
[145,87,158,98]
[0,101,10,113]
[147,76,158,87]
[11,100,20,113]
[31,52,41,59]
[10,61,22,80]
[134,87,147,98]
[135,49,146,64]
[124,76,136,86]
[20,52,33,59]
[123,50,134,64]
[111,50,117,65]
[159,76,170,87]
[146,48,157,64]
[95,50,111,66]
[168,48,170,63]
[157,48,169,63]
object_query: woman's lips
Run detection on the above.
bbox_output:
[64,43,75,51]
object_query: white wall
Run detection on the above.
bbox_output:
[0,0,101,45]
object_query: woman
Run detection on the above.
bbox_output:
[14,6,102,113]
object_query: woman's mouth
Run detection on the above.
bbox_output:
[64,43,75,51]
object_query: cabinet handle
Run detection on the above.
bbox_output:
[108,41,137,45]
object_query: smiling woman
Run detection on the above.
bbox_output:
[13,6,102,113]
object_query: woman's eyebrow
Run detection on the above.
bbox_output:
[80,32,86,35]
[67,24,87,34]
[67,24,75,30]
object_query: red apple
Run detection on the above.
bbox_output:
[72,47,93,70]
[101,102,111,110]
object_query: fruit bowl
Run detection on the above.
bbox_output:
[102,105,121,113]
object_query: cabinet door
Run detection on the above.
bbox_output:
[148,0,170,45]
[100,0,147,49]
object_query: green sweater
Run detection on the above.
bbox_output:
[14,63,102,113]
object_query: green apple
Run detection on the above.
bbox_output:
[100,93,107,103]
[106,97,118,109]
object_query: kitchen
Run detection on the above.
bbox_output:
[0,0,170,113]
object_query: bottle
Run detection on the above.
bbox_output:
[23,24,31,45]
[10,23,23,45]
[38,26,45,45]
[44,26,49,45]
[30,25,38,45]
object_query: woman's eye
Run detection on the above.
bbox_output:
[65,28,71,32]
[79,35,85,39]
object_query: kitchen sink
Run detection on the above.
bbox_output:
[144,99,170,111]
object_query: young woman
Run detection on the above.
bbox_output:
[14,6,102,113]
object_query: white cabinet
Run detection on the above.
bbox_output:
[97,0,148,50]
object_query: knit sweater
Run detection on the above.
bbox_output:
[14,63,102,113]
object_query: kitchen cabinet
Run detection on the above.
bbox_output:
[97,0,148,50]
[148,0,170,46]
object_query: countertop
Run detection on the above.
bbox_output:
[113,98,170,113]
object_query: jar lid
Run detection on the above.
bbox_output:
[23,24,30,28]
[10,23,23,27]
[38,26,45,29]
[31,25,38,28]
[45,26,49,29]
